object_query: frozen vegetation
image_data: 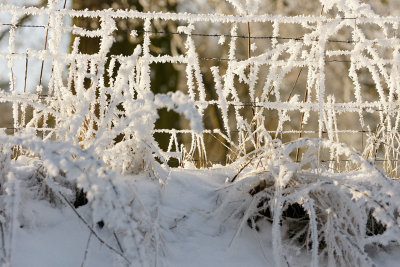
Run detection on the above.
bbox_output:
[1,0,400,266]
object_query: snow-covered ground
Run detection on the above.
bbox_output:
[6,162,400,267]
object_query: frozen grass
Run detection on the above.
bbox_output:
[1,147,400,266]
[1,0,400,266]
[216,138,400,266]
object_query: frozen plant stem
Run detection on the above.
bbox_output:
[286,68,303,102]
[57,191,131,265]
[296,84,308,162]
[230,157,254,182]
[274,68,303,140]
[23,52,28,94]
[0,223,5,262]
[38,22,49,88]
[113,232,124,253]
[247,22,251,59]
[247,21,258,147]
[80,230,92,267]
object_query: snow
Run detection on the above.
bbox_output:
[13,204,114,267]
[1,0,400,266]
[8,162,279,267]
[2,164,400,267]
[0,165,289,266]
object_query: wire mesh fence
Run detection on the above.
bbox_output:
[1,2,400,174]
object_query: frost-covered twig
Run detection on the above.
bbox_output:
[80,231,92,267]
[58,190,131,264]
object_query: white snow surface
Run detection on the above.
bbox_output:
[5,161,400,267]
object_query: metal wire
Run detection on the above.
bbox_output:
[0,51,359,63]
[1,23,46,29]
[0,23,357,44]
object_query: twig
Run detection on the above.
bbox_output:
[284,255,291,267]
[10,67,15,93]
[23,51,28,94]
[364,124,382,160]
[38,22,50,87]
[247,21,258,147]
[80,230,92,267]
[210,133,235,154]
[273,68,303,140]
[230,157,254,183]
[57,191,131,264]
[296,85,309,162]
[286,68,303,102]
[247,22,251,59]
[0,222,6,261]
[252,229,272,265]
[113,232,124,254]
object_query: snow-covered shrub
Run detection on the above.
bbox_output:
[0,132,164,266]
[216,137,400,266]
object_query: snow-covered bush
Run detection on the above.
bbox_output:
[0,132,166,266]
[216,137,400,266]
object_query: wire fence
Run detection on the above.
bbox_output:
[1,3,400,173]
[0,22,358,43]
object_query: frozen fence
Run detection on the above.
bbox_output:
[1,2,400,172]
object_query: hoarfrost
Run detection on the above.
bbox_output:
[1,0,400,266]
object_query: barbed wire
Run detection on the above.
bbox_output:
[0,23,358,44]
[1,91,394,113]
[0,23,46,29]
[1,126,396,165]
[0,51,358,63]
[199,57,352,62]
[0,127,389,135]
